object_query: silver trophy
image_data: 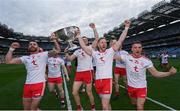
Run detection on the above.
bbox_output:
[54,26,79,51]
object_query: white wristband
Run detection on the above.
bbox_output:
[125,27,129,30]
[9,47,15,52]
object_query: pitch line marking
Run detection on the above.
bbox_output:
[119,85,176,111]
[62,73,72,111]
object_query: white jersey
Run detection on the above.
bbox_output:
[121,54,153,88]
[73,48,93,72]
[92,47,115,80]
[20,51,48,84]
[161,54,169,64]
[47,57,64,78]
[115,50,128,68]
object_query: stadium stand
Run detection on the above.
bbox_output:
[104,0,180,57]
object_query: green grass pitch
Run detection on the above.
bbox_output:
[0,58,179,110]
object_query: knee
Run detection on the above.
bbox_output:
[86,90,93,96]
[31,104,39,110]
[137,103,144,110]
[102,102,109,110]
[114,79,118,84]
[49,89,54,93]
[60,89,64,93]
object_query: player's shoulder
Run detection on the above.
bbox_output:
[38,51,48,57]
[141,56,151,61]
[21,55,29,59]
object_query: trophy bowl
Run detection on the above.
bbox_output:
[54,26,80,51]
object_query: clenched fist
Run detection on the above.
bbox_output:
[10,42,20,49]
[89,23,96,29]
[124,20,131,28]
[169,66,177,75]
[50,33,58,42]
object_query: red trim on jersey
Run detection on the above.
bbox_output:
[131,54,142,58]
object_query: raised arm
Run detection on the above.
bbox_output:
[5,42,22,64]
[50,33,61,52]
[148,66,177,77]
[76,29,92,55]
[48,33,61,57]
[89,23,99,49]
[113,20,131,51]
[64,47,77,61]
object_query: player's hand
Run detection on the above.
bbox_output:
[10,42,20,49]
[64,47,69,53]
[89,23,96,29]
[75,28,81,38]
[50,33,58,42]
[169,66,177,75]
[124,20,131,28]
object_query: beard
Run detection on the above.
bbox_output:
[28,47,38,52]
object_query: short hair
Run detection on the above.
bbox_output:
[97,37,106,43]
[29,39,36,43]
[82,36,88,39]
[28,40,39,46]
[132,41,142,46]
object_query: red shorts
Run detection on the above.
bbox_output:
[127,86,147,98]
[23,82,45,99]
[75,70,93,84]
[48,77,62,84]
[114,67,126,76]
[95,78,112,94]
